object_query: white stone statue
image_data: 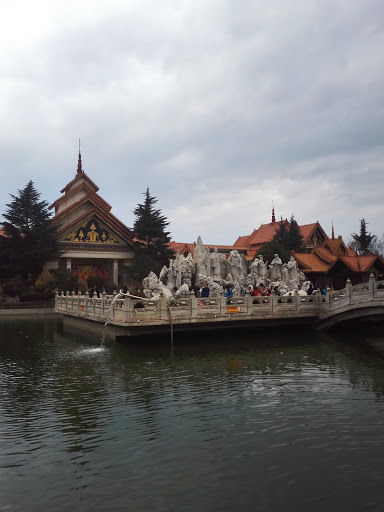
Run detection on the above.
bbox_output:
[257,255,268,287]
[210,247,221,281]
[270,254,283,282]
[193,237,207,283]
[174,254,182,289]
[287,255,298,283]
[167,260,175,289]
[204,247,211,278]
[143,271,160,298]
[282,263,289,284]
[249,256,260,283]
[159,265,168,285]
[227,250,247,285]
[178,282,190,298]
[180,253,194,283]
[205,277,224,297]
[219,253,227,279]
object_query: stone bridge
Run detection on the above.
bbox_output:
[54,275,384,340]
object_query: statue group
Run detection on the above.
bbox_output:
[143,236,307,298]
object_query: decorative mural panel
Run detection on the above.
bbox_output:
[309,229,325,247]
[63,218,121,244]
[72,264,110,282]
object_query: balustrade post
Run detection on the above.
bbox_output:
[270,290,276,313]
[159,292,167,320]
[245,290,252,313]
[122,296,133,321]
[294,290,300,311]
[219,289,226,314]
[190,291,197,318]
[316,288,322,310]
[326,287,331,309]
[346,278,352,304]
[369,273,375,298]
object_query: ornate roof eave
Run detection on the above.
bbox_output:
[59,172,100,195]
[291,253,313,270]
[300,221,328,245]
[51,190,113,219]
[56,207,136,249]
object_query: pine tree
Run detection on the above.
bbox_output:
[286,214,304,252]
[273,217,288,246]
[256,241,291,264]
[133,188,174,275]
[0,181,61,279]
[351,219,376,255]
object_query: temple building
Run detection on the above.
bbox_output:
[48,152,136,286]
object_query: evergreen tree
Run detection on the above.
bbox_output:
[133,188,175,276]
[351,219,376,255]
[256,241,291,264]
[286,214,304,252]
[273,217,288,246]
[0,181,61,280]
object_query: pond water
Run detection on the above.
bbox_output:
[1,317,384,512]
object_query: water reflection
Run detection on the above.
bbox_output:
[1,318,384,511]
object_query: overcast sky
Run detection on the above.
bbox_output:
[1,0,383,245]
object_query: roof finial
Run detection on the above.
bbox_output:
[272,201,276,223]
[332,221,335,239]
[77,139,83,175]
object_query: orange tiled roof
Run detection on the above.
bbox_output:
[323,236,349,256]
[336,254,382,273]
[299,222,327,243]
[293,253,331,272]
[312,247,338,264]
[246,222,281,246]
[234,234,252,247]
[168,241,248,256]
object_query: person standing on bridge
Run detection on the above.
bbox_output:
[201,283,210,298]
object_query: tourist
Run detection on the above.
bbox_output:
[201,283,210,298]
[287,293,293,303]
[225,286,233,305]
[257,283,267,296]
[307,283,314,296]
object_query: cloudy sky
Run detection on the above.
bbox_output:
[1,0,383,245]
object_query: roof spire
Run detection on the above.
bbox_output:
[332,221,335,239]
[272,201,276,223]
[76,139,84,175]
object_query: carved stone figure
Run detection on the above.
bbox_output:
[193,237,207,284]
[205,277,224,297]
[282,263,289,284]
[257,255,268,287]
[249,256,260,283]
[143,271,160,298]
[159,265,168,285]
[219,253,227,279]
[270,254,283,282]
[180,253,194,283]
[227,250,246,284]
[174,254,182,289]
[287,256,298,283]
[204,247,211,278]
[210,247,221,281]
[167,260,175,289]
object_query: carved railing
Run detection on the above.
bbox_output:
[55,275,384,326]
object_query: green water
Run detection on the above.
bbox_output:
[1,317,384,511]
